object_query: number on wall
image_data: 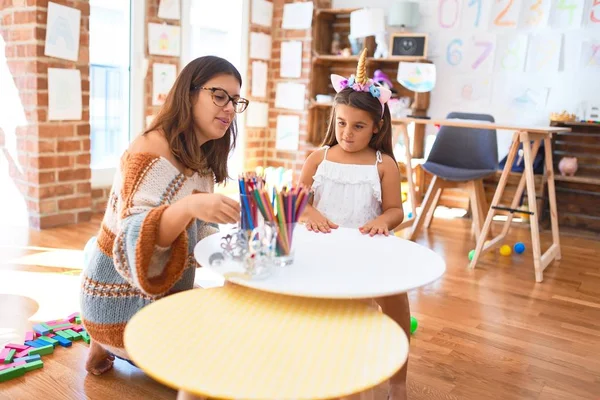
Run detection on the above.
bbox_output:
[494,0,517,27]
[439,0,460,28]
[446,39,463,65]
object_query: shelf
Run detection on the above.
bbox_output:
[313,55,428,65]
[553,175,600,185]
[316,8,359,16]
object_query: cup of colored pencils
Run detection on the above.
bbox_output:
[238,173,311,267]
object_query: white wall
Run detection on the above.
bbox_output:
[332,0,600,158]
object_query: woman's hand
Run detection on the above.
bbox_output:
[359,217,390,236]
[300,205,338,233]
[186,193,240,224]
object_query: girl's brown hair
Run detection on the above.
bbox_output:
[145,56,242,183]
[321,88,396,162]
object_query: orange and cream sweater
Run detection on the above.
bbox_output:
[80,152,218,356]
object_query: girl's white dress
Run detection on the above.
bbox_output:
[311,146,383,228]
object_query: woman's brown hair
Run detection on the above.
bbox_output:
[145,56,242,183]
[321,87,396,162]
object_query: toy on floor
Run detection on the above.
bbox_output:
[499,245,512,256]
[410,316,418,335]
[0,312,89,382]
[514,242,526,254]
[468,249,475,261]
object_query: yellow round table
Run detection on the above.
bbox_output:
[124,285,408,400]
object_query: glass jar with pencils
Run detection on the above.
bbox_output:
[238,173,311,269]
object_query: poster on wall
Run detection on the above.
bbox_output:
[580,41,600,69]
[251,61,268,98]
[152,63,177,106]
[44,2,81,62]
[275,83,305,111]
[251,0,273,27]
[526,33,562,73]
[282,2,313,29]
[48,68,82,121]
[276,115,300,151]
[249,32,272,60]
[449,74,493,105]
[158,0,181,20]
[461,0,493,30]
[280,41,302,78]
[246,101,269,128]
[494,34,528,72]
[550,0,584,30]
[489,0,521,30]
[148,23,181,57]
[442,34,496,73]
[519,0,551,30]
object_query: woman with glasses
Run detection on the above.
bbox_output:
[80,56,248,383]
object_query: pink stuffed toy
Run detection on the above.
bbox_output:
[558,157,578,176]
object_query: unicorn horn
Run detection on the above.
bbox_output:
[355,48,368,85]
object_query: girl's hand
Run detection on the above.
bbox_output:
[300,206,338,233]
[186,193,241,224]
[359,217,390,236]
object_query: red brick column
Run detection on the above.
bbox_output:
[0,0,91,229]
[144,0,181,126]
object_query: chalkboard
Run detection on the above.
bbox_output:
[389,34,428,59]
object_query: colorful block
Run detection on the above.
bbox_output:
[3,349,16,364]
[28,345,54,356]
[52,335,72,347]
[0,348,11,363]
[13,355,41,363]
[5,343,29,351]
[23,360,43,372]
[0,361,26,371]
[0,366,26,382]
[15,349,31,358]
[32,324,51,336]
[55,331,72,340]
[65,329,81,340]
[24,331,34,341]
[46,319,69,326]
[24,340,46,348]
[36,338,56,348]
[39,336,58,346]
[67,312,80,323]
[72,325,84,333]
[81,332,90,344]
[75,317,82,325]
[50,324,73,331]
[47,333,56,338]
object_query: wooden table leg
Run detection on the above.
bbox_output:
[469,132,521,269]
[394,123,418,231]
[544,136,561,261]
[521,132,544,282]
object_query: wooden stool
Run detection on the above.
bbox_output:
[469,130,562,282]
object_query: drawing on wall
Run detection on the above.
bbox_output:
[580,40,600,69]
[495,34,528,72]
[158,0,180,20]
[450,75,492,104]
[397,62,436,93]
[48,68,82,121]
[44,2,81,61]
[148,23,181,57]
[512,87,550,110]
[526,33,562,73]
[152,63,177,106]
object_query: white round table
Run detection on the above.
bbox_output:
[194,225,445,299]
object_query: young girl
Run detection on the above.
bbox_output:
[80,56,245,382]
[299,49,410,400]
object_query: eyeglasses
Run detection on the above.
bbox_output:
[195,86,249,113]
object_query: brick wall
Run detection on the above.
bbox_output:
[144,0,180,127]
[0,0,92,229]
[244,0,331,178]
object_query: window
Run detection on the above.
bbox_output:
[89,0,131,171]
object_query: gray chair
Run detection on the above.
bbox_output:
[410,112,498,241]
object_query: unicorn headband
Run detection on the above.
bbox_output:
[330,48,392,118]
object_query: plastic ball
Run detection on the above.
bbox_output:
[514,242,526,254]
[410,316,418,334]
[499,245,512,256]
[407,212,413,219]
[468,249,475,261]
[484,240,490,246]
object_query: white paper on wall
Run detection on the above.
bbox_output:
[449,74,493,105]
[526,33,562,73]
[512,87,550,110]
[580,40,600,69]
[252,0,273,27]
[158,0,181,20]
[148,23,181,57]
[48,68,82,121]
[519,0,551,30]
[461,0,492,30]
[249,32,272,60]
[246,101,269,128]
[44,2,81,61]
[251,61,268,98]
[152,63,177,106]
[275,83,305,111]
[489,0,521,30]
[276,115,300,151]
[464,33,497,73]
[550,0,585,30]
[494,34,528,72]
[280,41,303,78]
[282,2,313,29]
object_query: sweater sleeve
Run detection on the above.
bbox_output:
[112,153,190,296]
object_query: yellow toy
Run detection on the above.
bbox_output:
[499,245,512,256]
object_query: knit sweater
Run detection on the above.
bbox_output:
[80,152,218,354]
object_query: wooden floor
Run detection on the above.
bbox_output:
[1,215,599,400]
